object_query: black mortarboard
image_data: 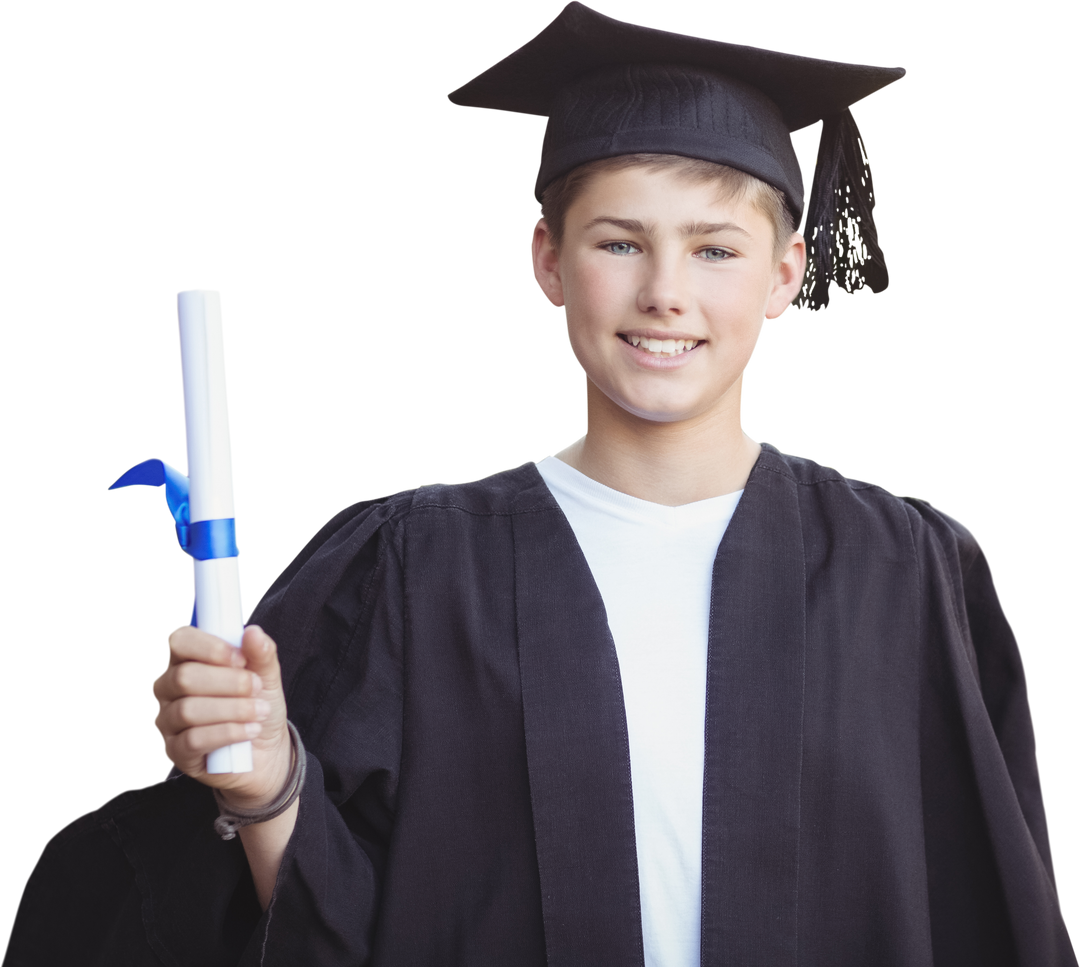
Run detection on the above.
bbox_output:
[449,3,905,309]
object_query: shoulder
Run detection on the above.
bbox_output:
[251,463,551,704]
[312,461,547,532]
[254,463,548,617]
[410,462,550,517]
[757,444,980,572]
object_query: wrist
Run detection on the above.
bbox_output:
[218,757,292,811]
[213,721,307,840]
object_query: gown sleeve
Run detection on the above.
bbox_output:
[3,495,410,967]
[904,498,1076,966]
[241,495,409,965]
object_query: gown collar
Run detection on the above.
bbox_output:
[512,444,806,967]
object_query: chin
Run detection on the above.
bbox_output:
[624,406,692,424]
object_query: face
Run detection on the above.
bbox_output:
[533,165,805,428]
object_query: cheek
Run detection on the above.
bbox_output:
[701,267,774,332]
[562,270,621,359]
[565,317,591,371]
[563,255,637,317]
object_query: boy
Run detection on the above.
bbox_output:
[6,4,1075,966]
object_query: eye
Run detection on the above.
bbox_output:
[696,246,733,262]
[602,241,640,256]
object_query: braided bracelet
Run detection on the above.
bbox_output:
[213,720,307,841]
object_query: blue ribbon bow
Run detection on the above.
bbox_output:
[104,455,240,626]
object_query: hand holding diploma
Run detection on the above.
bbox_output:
[153,625,292,807]
[112,291,255,773]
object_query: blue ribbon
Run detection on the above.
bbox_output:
[104,460,240,626]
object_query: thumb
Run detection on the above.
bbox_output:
[241,625,284,696]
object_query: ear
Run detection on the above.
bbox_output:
[765,232,807,319]
[532,219,566,308]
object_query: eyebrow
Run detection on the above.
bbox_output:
[584,216,752,239]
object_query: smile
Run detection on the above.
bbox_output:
[618,334,701,358]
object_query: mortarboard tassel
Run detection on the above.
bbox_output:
[796,109,889,310]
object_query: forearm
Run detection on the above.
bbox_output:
[238,798,301,910]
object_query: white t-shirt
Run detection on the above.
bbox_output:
[535,457,742,967]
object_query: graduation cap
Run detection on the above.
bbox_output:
[449,2,905,309]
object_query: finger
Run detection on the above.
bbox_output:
[167,721,265,768]
[151,656,255,708]
[155,662,263,702]
[157,695,271,737]
[168,626,248,668]
[149,665,165,704]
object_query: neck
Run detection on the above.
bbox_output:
[556,378,760,506]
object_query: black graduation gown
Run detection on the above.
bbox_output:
[5,446,1076,966]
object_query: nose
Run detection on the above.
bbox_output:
[636,251,687,316]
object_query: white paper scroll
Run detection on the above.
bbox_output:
[178,290,253,775]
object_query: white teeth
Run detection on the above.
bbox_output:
[624,336,700,357]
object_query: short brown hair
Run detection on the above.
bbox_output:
[539,154,796,262]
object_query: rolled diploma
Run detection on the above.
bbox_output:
[178,290,253,775]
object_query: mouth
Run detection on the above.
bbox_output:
[618,333,702,358]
